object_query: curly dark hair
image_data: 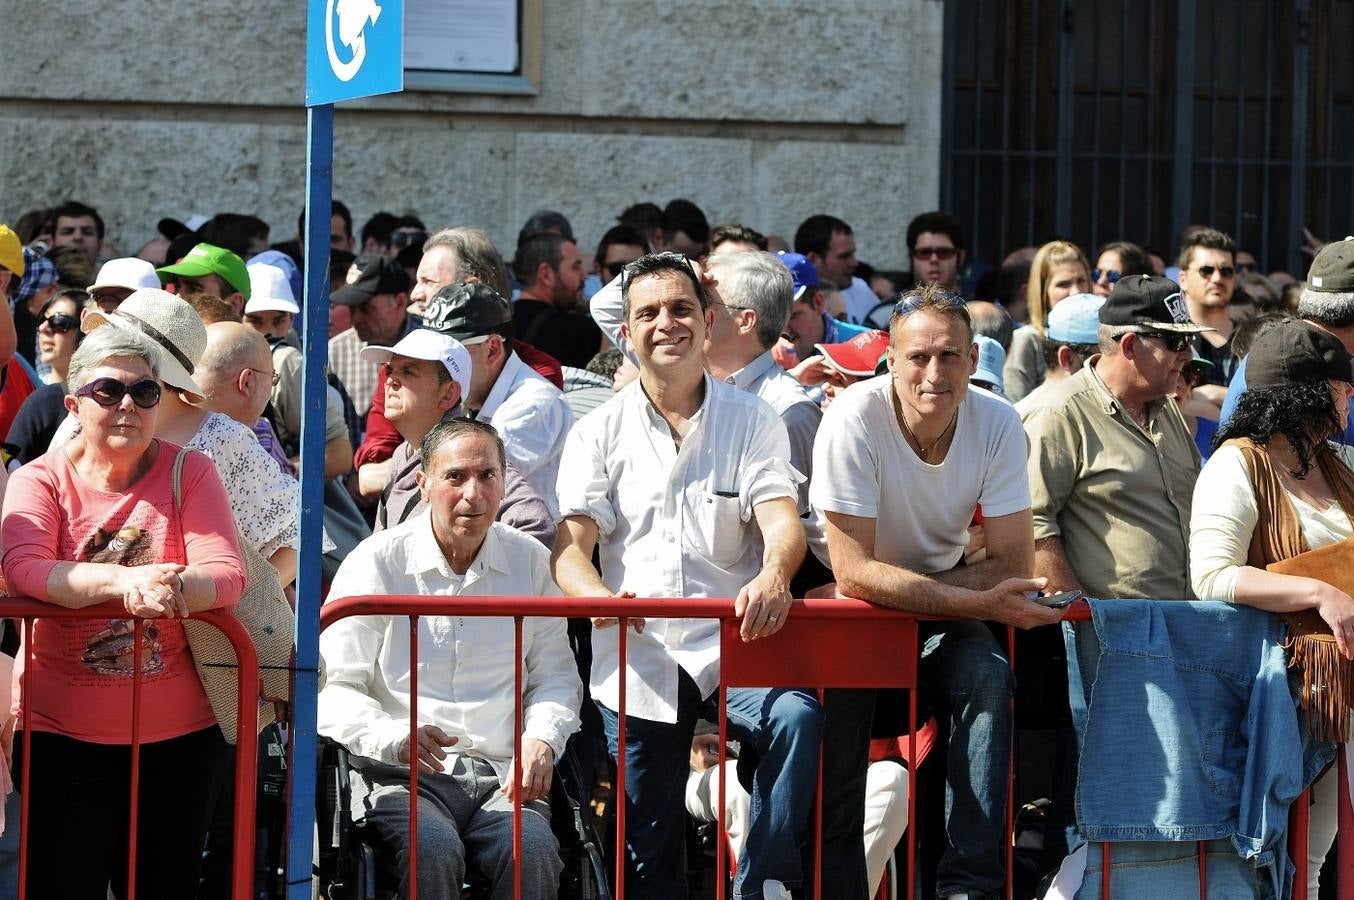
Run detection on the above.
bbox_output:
[1213,379,1345,477]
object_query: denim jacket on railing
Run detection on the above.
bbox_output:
[1064,600,1335,898]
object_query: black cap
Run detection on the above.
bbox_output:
[1307,237,1354,293]
[1099,274,1214,334]
[1248,320,1354,389]
[421,282,512,340]
[331,253,412,305]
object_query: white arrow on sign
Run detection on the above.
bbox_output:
[325,0,383,82]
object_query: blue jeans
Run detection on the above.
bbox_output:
[920,620,1013,899]
[599,669,824,900]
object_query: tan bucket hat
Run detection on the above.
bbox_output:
[82,288,207,403]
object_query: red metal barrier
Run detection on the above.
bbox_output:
[2,598,260,900]
[316,595,1346,900]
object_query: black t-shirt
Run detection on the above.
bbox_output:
[6,381,68,464]
[1192,332,1236,387]
[512,298,604,370]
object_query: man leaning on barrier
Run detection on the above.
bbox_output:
[551,252,832,900]
[318,418,583,899]
[811,283,1061,900]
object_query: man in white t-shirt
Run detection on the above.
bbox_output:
[810,284,1061,900]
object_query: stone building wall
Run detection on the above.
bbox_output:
[1,0,943,269]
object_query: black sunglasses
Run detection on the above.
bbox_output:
[604,260,632,279]
[913,246,957,261]
[1092,268,1121,284]
[40,313,79,334]
[391,230,427,249]
[1137,331,1193,353]
[892,289,967,318]
[1195,265,1236,280]
[74,377,162,409]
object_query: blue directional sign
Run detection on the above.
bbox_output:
[306,0,404,106]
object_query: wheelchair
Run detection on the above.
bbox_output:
[314,736,611,900]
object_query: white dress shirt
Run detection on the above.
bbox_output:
[556,374,800,723]
[318,514,582,783]
[479,352,572,520]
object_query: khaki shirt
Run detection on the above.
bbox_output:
[1022,358,1201,600]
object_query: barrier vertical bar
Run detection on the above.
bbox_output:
[1197,840,1206,897]
[17,618,32,899]
[513,616,523,900]
[615,618,627,900]
[1339,751,1354,892]
[717,679,728,900]
[126,619,144,900]
[906,688,917,900]
[407,615,420,900]
[1283,790,1305,898]
[285,98,333,900]
[1102,844,1111,898]
[1289,789,1310,900]
[813,687,824,900]
[1005,626,1016,900]
[225,611,261,900]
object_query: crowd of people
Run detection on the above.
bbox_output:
[0,196,1348,900]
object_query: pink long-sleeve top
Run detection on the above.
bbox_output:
[1,441,246,743]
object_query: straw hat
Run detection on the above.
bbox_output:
[82,288,206,402]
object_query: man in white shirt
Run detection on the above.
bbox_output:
[552,253,825,900]
[319,418,582,898]
[811,284,1060,900]
[424,282,572,519]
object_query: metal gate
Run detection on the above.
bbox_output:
[941,0,1354,276]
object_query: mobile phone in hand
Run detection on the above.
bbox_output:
[1034,589,1082,609]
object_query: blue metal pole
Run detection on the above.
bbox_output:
[286,101,333,900]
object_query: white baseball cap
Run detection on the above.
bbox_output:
[87,257,160,294]
[244,264,300,315]
[361,329,472,402]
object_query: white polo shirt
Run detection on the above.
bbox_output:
[556,374,800,723]
[478,351,573,520]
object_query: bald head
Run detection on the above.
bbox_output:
[198,321,274,425]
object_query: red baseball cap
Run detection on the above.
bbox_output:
[816,329,890,377]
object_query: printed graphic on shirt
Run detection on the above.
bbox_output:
[63,501,182,684]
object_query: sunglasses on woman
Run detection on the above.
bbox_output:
[40,313,79,334]
[73,377,162,409]
[1091,268,1121,284]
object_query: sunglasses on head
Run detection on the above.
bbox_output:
[1195,265,1236,279]
[892,289,967,318]
[1136,331,1193,353]
[1092,268,1121,284]
[912,246,957,261]
[74,377,162,409]
[40,313,79,334]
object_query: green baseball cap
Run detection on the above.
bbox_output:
[157,242,251,299]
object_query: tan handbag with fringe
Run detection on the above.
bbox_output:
[1230,438,1354,742]
[171,447,294,744]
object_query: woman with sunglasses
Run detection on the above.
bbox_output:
[1003,240,1092,402]
[5,289,88,465]
[1189,319,1354,899]
[1,325,245,899]
[1090,240,1154,300]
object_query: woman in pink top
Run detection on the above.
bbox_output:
[1,325,245,900]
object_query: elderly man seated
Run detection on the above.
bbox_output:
[318,418,582,899]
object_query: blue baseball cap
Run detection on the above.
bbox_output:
[1046,292,1105,345]
[776,251,819,301]
[971,334,1006,396]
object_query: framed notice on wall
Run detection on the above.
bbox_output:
[403,0,541,94]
